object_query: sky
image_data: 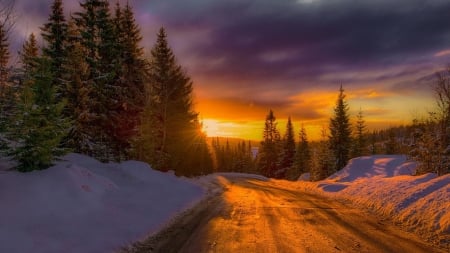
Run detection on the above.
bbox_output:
[8,0,450,140]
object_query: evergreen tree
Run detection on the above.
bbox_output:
[351,108,367,157]
[329,85,352,172]
[19,33,39,76]
[1,33,38,151]
[138,27,212,175]
[278,116,295,178]
[62,18,92,154]
[257,109,281,177]
[10,57,68,172]
[41,0,68,100]
[74,0,119,160]
[311,126,333,181]
[289,124,310,180]
[111,2,147,160]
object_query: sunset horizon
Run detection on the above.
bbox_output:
[198,86,436,141]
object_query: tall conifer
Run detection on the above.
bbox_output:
[290,124,310,180]
[278,116,295,178]
[352,108,367,157]
[74,0,119,160]
[111,2,147,160]
[139,27,212,175]
[41,0,68,100]
[329,85,352,172]
[11,57,68,172]
[257,109,281,177]
[63,18,92,154]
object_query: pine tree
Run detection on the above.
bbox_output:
[41,0,68,101]
[1,34,39,149]
[74,0,119,160]
[139,27,212,175]
[329,85,352,172]
[278,116,295,178]
[289,124,310,180]
[62,18,92,154]
[257,109,281,177]
[110,2,147,160]
[19,33,39,76]
[351,108,367,157]
[11,57,68,172]
[311,126,333,181]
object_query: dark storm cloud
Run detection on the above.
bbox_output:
[12,0,450,96]
[134,0,450,91]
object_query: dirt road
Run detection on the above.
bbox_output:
[132,176,443,253]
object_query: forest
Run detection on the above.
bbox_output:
[0,0,449,180]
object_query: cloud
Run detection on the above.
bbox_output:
[8,0,446,134]
[435,49,450,57]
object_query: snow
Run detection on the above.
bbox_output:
[1,153,448,251]
[0,153,204,253]
[295,155,450,245]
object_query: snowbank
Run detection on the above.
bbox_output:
[297,155,450,246]
[0,153,204,253]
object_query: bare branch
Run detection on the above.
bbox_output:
[0,0,15,34]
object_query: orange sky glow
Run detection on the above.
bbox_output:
[197,88,435,141]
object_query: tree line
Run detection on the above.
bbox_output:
[256,86,354,181]
[255,83,450,180]
[0,0,213,175]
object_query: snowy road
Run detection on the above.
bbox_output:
[138,176,443,253]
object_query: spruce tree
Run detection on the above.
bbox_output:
[63,18,92,154]
[19,33,39,76]
[111,2,147,160]
[139,27,213,175]
[11,57,68,172]
[329,85,352,172]
[278,116,295,178]
[351,108,367,157]
[41,0,68,101]
[74,0,119,160]
[311,126,333,181]
[1,33,39,148]
[257,109,281,177]
[289,124,310,180]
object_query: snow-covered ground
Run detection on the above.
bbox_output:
[0,154,448,252]
[294,155,450,246]
[0,153,204,253]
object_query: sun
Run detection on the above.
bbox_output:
[202,119,220,136]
